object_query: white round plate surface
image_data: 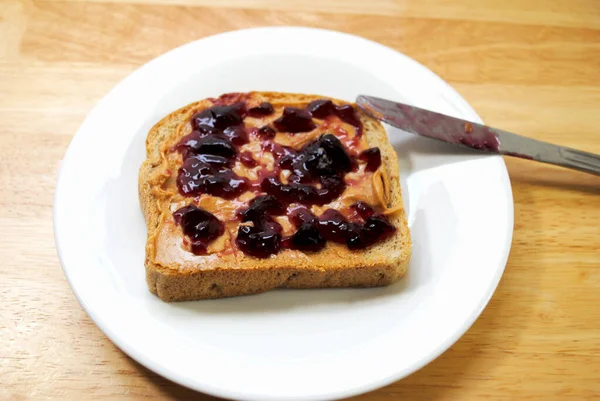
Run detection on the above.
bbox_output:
[54,27,513,401]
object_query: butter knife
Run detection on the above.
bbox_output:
[356,95,600,176]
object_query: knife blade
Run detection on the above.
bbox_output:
[356,95,600,176]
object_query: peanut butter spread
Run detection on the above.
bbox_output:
[146,95,397,269]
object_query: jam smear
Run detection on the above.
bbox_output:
[173,205,225,255]
[210,93,249,106]
[273,107,316,133]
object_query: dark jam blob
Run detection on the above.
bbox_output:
[286,207,325,254]
[363,215,396,238]
[352,201,376,220]
[173,205,225,255]
[347,215,396,250]
[277,150,299,169]
[240,195,286,222]
[191,103,245,130]
[239,151,257,168]
[286,205,396,252]
[317,209,356,243]
[358,147,382,172]
[316,175,346,204]
[260,175,345,206]
[235,195,287,258]
[193,136,236,158]
[176,103,254,199]
[318,134,352,172]
[301,145,331,179]
[236,223,282,258]
[177,155,248,199]
[247,102,274,117]
[289,207,317,227]
[288,134,352,183]
[307,99,336,118]
[222,125,249,146]
[175,133,236,159]
[262,140,298,163]
[307,99,362,135]
[291,223,325,252]
[200,174,247,199]
[345,229,364,250]
[255,125,276,139]
[261,134,351,205]
[261,176,346,207]
[175,130,205,159]
[274,206,395,250]
[193,153,231,166]
[335,104,361,130]
[273,107,316,133]
[261,176,320,205]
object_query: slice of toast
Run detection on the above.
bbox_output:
[139,92,411,301]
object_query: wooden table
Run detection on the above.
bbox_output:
[2,1,600,399]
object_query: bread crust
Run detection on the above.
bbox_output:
[139,92,411,301]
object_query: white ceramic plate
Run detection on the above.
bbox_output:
[54,27,513,401]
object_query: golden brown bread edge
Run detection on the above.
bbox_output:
[138,92,411,301]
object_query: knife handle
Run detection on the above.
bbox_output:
[496,129,600,176]
[548,147,600,176]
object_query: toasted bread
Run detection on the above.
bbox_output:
[139,92,411,301]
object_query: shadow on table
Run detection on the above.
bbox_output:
[126,357,223,400]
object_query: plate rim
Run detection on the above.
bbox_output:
[54,26,514,401]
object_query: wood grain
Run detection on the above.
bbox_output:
[1,0,599,399]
